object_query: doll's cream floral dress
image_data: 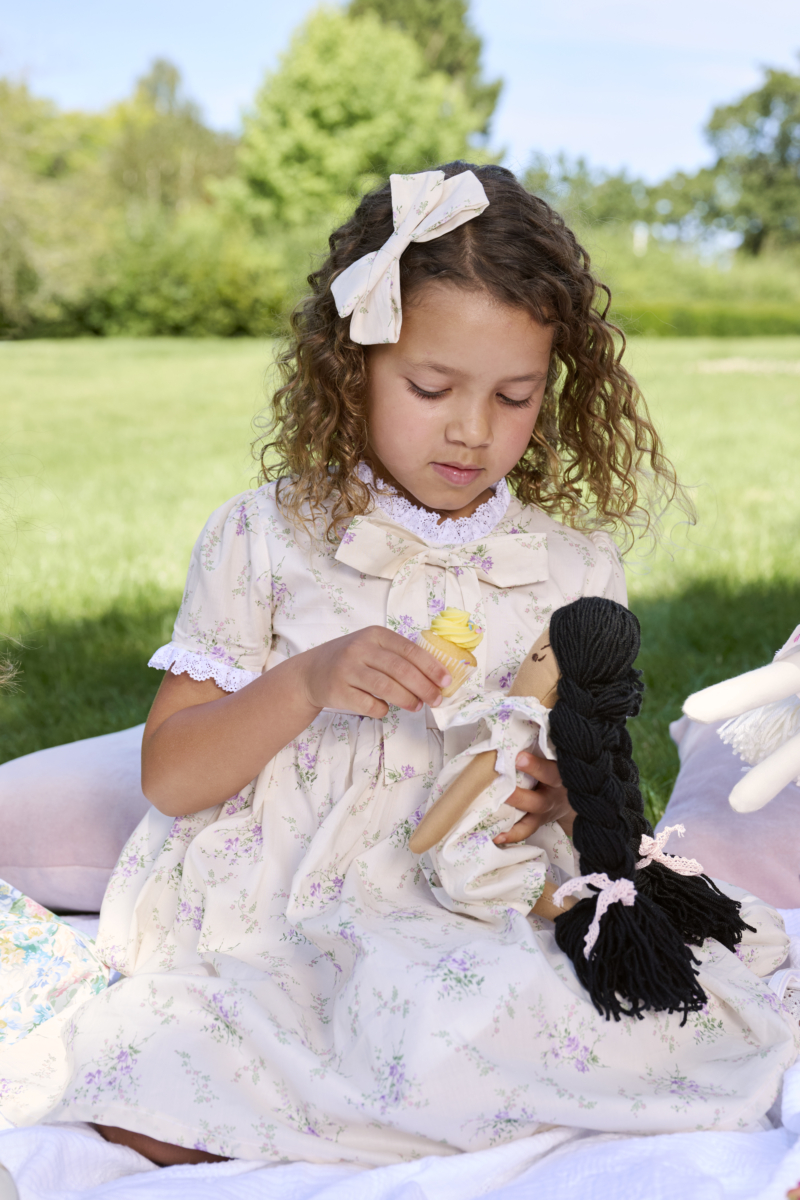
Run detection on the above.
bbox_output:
[38,480,800,1161]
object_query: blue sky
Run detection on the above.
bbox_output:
[1,0,797,181]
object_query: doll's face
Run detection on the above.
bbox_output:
[365,282,553,521]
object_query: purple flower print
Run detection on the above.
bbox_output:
[234,504,248,537]
[198,990,245,1046]
[297,741,318,773]
[340,530,356,545]
[177,901,204,932]
[428,597,445,614]
[563,1036,592,1073]
[378,1056,406,1110]
[79,1041,141,1105]
[470,553,494,572]
[208,644,237,667]
[223,791,250,816]
[509,527,519,535]
[395,614,417,640]
[400,764,415,780]
[428,948,486,999]
[499,672,514,689]
[119,852,141,879]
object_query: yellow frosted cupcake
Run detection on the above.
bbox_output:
[418,607,483,697]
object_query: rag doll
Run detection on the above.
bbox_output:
[414,597,751,1021]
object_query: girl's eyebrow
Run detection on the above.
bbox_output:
[405,359,547,383]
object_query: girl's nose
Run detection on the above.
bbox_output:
[445,401,492,448]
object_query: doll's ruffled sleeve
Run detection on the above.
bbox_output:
[148,491,272,693]
[585,530,628,607]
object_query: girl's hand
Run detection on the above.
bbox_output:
[493,751,575,844]
[299,626,451,718]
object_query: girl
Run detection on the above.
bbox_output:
[45,164,797,1164]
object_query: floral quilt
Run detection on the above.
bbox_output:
[0,879,108,1048]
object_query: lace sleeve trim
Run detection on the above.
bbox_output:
[148,643,260,693]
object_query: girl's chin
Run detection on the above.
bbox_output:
[400,481,493,522]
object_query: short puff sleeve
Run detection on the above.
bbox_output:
[148,492,272,693]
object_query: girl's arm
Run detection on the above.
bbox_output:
[142,626,450,817]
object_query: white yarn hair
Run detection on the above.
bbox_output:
[719,695,800,785]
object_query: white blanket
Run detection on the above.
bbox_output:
[3,914,800,1200]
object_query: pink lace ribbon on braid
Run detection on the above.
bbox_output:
[636,824,704,876]
[552,873,636,958]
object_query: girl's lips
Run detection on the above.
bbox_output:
[431,462,484,487]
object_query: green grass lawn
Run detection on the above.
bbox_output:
[1,336,799,824]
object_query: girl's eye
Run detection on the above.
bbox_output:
[498,393,533,408]
[408,381,448,400]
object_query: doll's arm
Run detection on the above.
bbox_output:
[683,650,800,724]
[727,731,800,812]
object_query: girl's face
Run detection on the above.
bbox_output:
[366,282,553,520]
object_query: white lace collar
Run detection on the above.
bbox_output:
[357,463,511,546]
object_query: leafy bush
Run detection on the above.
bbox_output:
[67,209,291,337]
[612,302,800,337]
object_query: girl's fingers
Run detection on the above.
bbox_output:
[357,666,426,714]
[386,633,452,689]
[369,648,447,707]
[342,686,390,720]
[494,813,540,844]
[515,750,561,787]
[506,782,560,814]
[409,647,452,688]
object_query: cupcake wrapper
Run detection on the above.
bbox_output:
[417,634,477,698]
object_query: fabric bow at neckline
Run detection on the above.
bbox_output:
[335,514,549,592]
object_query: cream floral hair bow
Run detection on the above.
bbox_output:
[330,169,490,345]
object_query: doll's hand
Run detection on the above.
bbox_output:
[493,751,575,844]
[299,626,451,719]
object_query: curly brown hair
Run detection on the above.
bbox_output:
[258,161,688,547]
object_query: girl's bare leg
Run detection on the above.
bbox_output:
[92,1123,229,1166]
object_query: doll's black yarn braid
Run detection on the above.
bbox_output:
[612,730,754,951]
[548,598,707,1023]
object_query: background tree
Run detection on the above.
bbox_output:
[523,153,648,228]
[348,0,501,133]
[703,62,800,254]
[221,6,491,234]
[0,80,112,334]
[107,59,236,212]
[647,59,800,255]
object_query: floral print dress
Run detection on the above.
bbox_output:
[36,480,799,1162]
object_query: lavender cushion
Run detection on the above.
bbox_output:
[0,725,152,912]
[657,716,800,908]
